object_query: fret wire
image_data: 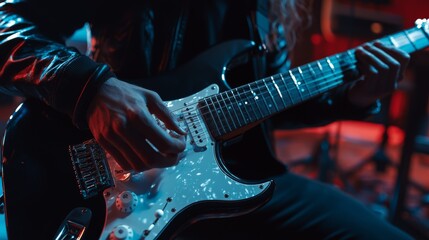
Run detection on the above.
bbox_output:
[229,88,248,125]
[251,59,354,110]
[288,70,304,101]
[219,92,238,130]
[326,57,335,73]
[250,81,271,117]
[223,91,243,128]
[296,67,312,98]
[197,25,429,135]
[334,54,342,69]
[393,32,409,46]
[203,98,221,136]
[211,94,231,132]
[210,96,229,134]
[239,84,259,123]
[290,64,311,100]
[270,76,290,109]
[243,84,258,122]
[198,45,364,120]
[317,60,324,73]
[404,30,417,50]
[234,87,253,124]
[389,36,398,47]
[291,68,309,100]
[262,78,280,112]
[257,77,286,115]
[228,89,247,125]
[199,63,355,127]
[406,28,429,50]
[274,73,292,104]
[278,73,302,102]
[221,91,241,129]
[271,76,287,109]
[246,83,265,119]
[248,83,264,121]
[318,60,337,83]
[306,64,320,95]
[391,31,416,53]
[278,73,295,105]
[252,79,273,116]
[215,94,233,133]
[378,35,390,46]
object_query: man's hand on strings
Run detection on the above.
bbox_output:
[87,77,187,172]
[347,41,410,107]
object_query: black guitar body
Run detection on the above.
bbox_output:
[2,99,106,239]
[1,40,283,239]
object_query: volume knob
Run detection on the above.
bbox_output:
[109,225,134,240]
[115,191,138,213]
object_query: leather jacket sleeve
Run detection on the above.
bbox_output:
[0,0,114,129]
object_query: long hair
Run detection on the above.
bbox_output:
[268,0,313,51]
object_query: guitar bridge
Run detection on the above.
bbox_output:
[69,139,114,199]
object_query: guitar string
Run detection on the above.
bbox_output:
[167,27,422,116]
[166,28,426,138]
[84,27,426,157]
[176,30,419,121]
[172,62,359,141]
[195,59,357,115]
[171,27,418,115]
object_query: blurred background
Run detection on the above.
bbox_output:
[0,0,429,239]
[276,0,429,239]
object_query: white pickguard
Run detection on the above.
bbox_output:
[99,84,273,240]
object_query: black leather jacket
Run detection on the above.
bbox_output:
[0,0,377,178]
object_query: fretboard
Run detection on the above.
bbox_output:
[200,20,429,140]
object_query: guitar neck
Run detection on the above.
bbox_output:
[200,21,429,140]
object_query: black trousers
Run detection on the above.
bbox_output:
[178,172,414,240]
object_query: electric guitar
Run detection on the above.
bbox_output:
[2,19,429,240]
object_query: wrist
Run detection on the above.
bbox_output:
[73,65,115,130]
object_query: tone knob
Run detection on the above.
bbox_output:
[109,225,134,240]
[115,191,138,213]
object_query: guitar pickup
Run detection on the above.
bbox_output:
[183,105,209,148]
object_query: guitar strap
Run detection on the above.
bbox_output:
[249,0,269,79]
[225,0,289,179]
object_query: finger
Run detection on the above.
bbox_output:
[363,44,400,88]
[135,102,186,154]
[139,91,186,153]
[97,135,133,171]
[374,41,410,64]
[374,41,410,78]
[119,127,182,169]
[355,47,379,76]
[113,108,183,168]
[106,121,155,171]
[359,44,390,72]
[365,43,400,69]
[146,91,187,135]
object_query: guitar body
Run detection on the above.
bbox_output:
[2,99,107,240]
[1,40,276,240]
[4,20,428,238]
